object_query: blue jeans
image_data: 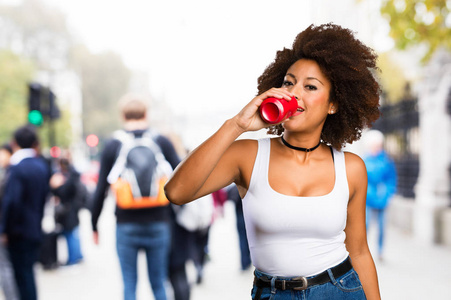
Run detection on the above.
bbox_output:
[62,226,83,265]
[366,208,386,256]
[235,198,251,270]
[116,222,171,300]
[251,261,366,299]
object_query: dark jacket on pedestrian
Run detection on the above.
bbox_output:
[52,166,86,232]
[0,156,51,242]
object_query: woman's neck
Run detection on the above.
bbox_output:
[282,132,322,150]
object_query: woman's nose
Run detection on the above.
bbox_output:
[290,85,302,100]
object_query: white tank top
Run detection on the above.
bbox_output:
[242,138,349,277]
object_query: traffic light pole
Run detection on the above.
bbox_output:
[48,118,56,148]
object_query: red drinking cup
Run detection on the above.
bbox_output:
[259,96,298,124]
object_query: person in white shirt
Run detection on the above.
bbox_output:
[165,24,381,300]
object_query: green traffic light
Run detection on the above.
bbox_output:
[28,110,43,126]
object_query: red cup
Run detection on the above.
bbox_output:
[259,96,298,124]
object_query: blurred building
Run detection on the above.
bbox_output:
[46,71,83,154]
[372,49,451,247]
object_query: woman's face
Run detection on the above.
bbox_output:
[281,59,334,133]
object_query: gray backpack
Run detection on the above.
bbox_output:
[107,130,172,209]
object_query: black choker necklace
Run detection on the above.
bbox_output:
[281,136,321,152]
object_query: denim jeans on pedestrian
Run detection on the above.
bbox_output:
[62,226,83,265]
[366,207,386,257]
[116,222,171,300]
[235,198,251,270]
[251,264,366,299]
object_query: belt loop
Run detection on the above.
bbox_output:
[326,268,337,285]
[270,277,277,295]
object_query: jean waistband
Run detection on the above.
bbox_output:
[253,257,353,291]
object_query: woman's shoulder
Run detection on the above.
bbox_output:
[234,137,273,146]
[229,138,263,166]
[232,137,274,151]
[343,151,367,183]
[343,150,363,162]
[230,139,263,188]
[231,138,259,152]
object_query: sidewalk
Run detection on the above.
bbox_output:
[368,222,451,299]
[35,200,451,300]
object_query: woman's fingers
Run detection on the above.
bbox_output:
[233,88,294,132]
[260,88,294,101]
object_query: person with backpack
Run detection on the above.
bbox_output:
[91,94,180,300]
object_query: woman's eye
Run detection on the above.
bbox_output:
[282,80,293,87]
[305,85,317,91]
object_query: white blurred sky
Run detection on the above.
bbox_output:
[27,0,397,149]
[38,0,393,117]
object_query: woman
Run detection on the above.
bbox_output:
[165,23,381,299]
[50,156,85,266]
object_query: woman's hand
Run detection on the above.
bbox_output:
[165,88,293,205]
[232,88,294,133]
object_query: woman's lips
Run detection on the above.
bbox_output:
[291,107,304,117]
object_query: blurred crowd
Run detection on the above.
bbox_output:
[0,93,398,300]
[0,94,252,300]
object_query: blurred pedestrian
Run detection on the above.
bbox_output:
[0,125,51,300]
[50,154,86,266]
[363,130,397,262]
[168,216,191,300]
[0,143,13,196]
[175,192,215,286]
[91,94,180,300]
[0,144,12,182]
[168,192,214,300]
[0,143,20,300]
[226,184,251,271]
[166,24,382,299]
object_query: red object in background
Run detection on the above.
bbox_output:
[259,96,298,124]
[86,134,99,147]
[50,146,61,158]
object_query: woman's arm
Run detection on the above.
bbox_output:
[165,119,244,205]
[344,152,381,300]
[164,88,294,205]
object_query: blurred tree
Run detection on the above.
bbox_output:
[0,0,131,148]
[0,50,73,148]
[69,45,131,140]
[0,50,34,143]
[0,0,73,149]
[0,0,72,70]
[377,52,409,104]
[380,0,451,62]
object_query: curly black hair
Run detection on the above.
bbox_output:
[257,23,381,150]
